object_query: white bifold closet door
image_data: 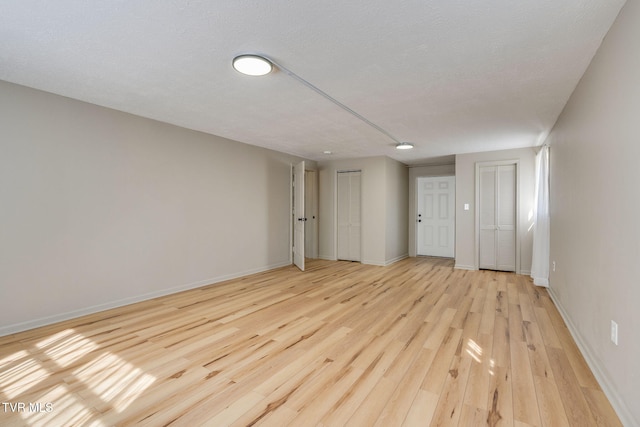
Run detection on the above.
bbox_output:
[337,171,361,262]
[479,164,516,271]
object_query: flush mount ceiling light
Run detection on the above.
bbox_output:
[232,53,412,150]
[232,55,273,76]
[395,142,414,150]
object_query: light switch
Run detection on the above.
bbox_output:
[464,203,470,211]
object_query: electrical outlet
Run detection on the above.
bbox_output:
[552,261,556,272]
[611,321,618,345]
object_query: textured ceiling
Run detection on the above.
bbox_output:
[0,0,626,165]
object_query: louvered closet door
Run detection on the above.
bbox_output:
[337,171,361,262]
[479,164,516,271]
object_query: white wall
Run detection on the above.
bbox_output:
[455,147,535,273]
[544,0,640,424]
[318,156,408,266]
[408,163,456,257]
[0,80,305,335]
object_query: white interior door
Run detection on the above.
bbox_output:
[417,176,455,257]
[479,164,516,271]
[337,171,361,261]
[304,170,318,259]
[293,161,305,271]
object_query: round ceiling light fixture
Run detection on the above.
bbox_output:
[232,54,273,76]
[395,142,414,150]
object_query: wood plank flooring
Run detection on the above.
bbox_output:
[0,257,622,426]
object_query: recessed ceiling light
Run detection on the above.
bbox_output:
[395,142,414,150]
[323,150,333,155]
[232,55,273,76]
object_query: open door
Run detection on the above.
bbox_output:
[293,161,305,271]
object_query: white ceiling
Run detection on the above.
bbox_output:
[0,1,626,165]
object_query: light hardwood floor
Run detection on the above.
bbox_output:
[0,257,621,426]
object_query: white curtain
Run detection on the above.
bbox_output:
[531,145,550,286]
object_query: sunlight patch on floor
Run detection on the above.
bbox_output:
[466,338,483,363]
[18,383,107,427]
[36,329,98,367]
[1,353,50,399]
[1,329,156,424]
[73,352,156,412]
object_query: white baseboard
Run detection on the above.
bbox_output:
[532,276,549,287]
[317,255,408,267]
[547,288,636,427]
[453,264,534,278]
[383,254,409,266]
[362,259,386,266]
[0,260,292,337]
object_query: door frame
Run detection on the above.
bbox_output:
[474,159,520,273]
[290,165,319,269]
